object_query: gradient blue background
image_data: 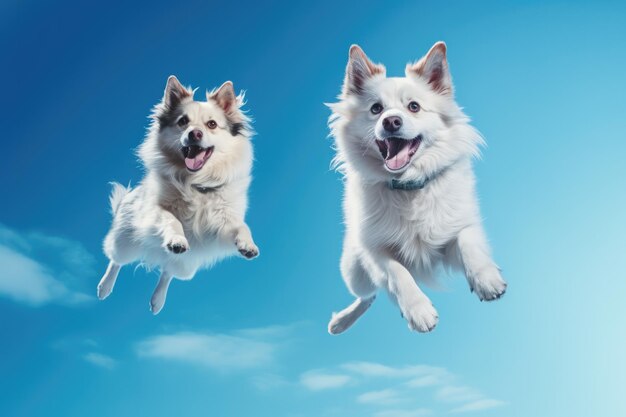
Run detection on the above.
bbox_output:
[1,1,625,416]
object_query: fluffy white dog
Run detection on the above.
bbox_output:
[327,42,506,334]
[97,76,259,314]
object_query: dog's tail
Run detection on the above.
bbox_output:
[328,296,376,335]
[108,182,130,215]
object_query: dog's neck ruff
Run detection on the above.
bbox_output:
[191,183,223,194]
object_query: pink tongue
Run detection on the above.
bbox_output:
[385,145,412,170]
[185,150,206,170]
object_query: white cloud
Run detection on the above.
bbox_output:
[406,372,449,388]
[342,362,449,381]
[84,352,117,370]
[235,322,305,339]
[342,361,407,377]
[298,360,505,416]
[136,331,275,372]
[0,224,94,306]
[451,399,506,413]
[373,409,432,417]
[436,385,481,403]
[436,385,506,413]
[357,389,403,405]
[300,370,352,391]
[0,245,91,305]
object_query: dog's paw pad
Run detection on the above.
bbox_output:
[236,240,259,260]
[238,247,259,259]
[165,236,189,254]
[168,243,187,254]
[402,300,439,333]
[471,268,507,302]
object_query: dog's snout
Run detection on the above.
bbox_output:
[382,116,403,133]
[188,129,203,142]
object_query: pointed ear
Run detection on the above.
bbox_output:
[343,45,386,96]
[406,42,453,95]
[209,81,237,113]
[163,75,192,108]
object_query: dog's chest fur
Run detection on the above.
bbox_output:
[159,182,246,243]
[345,163,478,270]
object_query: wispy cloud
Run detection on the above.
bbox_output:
[342,362,449,382]
[450,399,506,413]
[357,389,403,405]
[0,223,95,306]
[136,331,276,372]
[300,370,352,390]
[406,373,449,388]
[342,361,410,377]
[435,384,506,412]
[84,352,117,370]
[436,385,482,403]
[234,322,306,339]
[298,360,505,416]
[373,409,433,417]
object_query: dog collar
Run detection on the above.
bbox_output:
[389,177,430,191]
[192,183,223,193]
[388,166,449,191]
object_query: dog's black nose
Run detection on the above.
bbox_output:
[382,116,403,133]
[188,129,203,142]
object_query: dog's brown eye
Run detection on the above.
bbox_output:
[408,101,420,113]
[177,116,189,127]
[207,120,217,129]
[370,103,383,114]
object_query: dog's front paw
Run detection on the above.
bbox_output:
[165,236,189,254]
[236,238,259,260]
[470,267,507,302]
[400,299,439,333]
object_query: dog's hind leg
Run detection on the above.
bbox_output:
[328,296,376,335]
[100,198,142,301]
[97,261,121,300]
[328,246,378,335]
[100,222,139,300]
[150,271,173,315]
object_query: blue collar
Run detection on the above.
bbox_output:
[389,177,430,191]
[388,165,450,191]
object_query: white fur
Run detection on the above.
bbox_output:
[327,43,506,334]
[98,76,258,314]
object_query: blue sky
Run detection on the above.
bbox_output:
[1,0,625,416]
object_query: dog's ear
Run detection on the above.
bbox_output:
[343,45,385,96]
[163,75,192,108]
[209,81,237,113]
[407,42,453,95]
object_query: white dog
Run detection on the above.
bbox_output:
[327,42,507,334]
[97,76,259,314]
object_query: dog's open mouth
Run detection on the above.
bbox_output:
[181,145,214,172]
[375,136,422,171]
